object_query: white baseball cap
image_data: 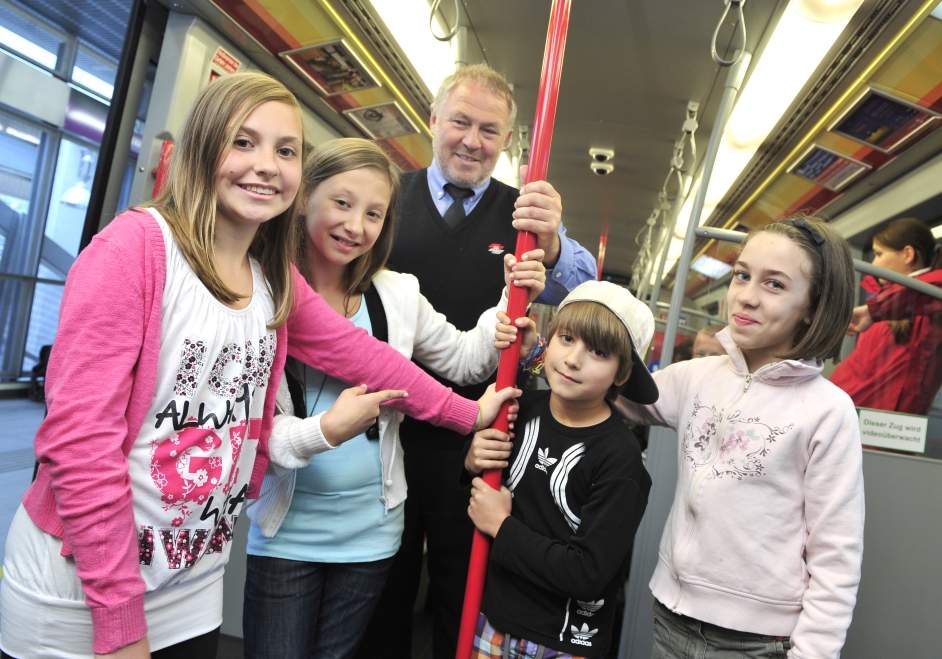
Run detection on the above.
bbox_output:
[558,280,658,404]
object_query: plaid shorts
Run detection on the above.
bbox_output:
[471,613,587,659]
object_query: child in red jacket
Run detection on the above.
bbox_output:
[831,217,942,415]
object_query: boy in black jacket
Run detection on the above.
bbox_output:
[463,281,656,658]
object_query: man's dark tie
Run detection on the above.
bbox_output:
[442,183,474,227]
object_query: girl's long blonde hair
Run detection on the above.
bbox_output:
[293,138,401,302]
[148,72,308,328]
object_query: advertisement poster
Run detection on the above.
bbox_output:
[788,145,870,191]
[831,88,940,153]
[280,40,378,97]
[343,102,419,140]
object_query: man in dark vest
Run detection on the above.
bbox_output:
[357,63,596,659]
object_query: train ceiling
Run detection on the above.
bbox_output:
[161,0,942,290]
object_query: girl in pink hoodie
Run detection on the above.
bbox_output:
[616,218,865,659]
[0,72,518,659]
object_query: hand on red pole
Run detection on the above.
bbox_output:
[503,249,547,304]
[493,311,538,353]
[475,383,523,434]
[468,476,512,538]
[464,427,513,477]
[513,164,563,267]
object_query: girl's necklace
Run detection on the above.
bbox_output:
[302,362,329,417]
[302,294,362,415]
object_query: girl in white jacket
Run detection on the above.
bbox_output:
[242,138,545,659]
[619,217,865,659]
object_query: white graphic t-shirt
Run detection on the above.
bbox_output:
[129,209,274,590]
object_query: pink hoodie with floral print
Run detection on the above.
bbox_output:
[622,328,864,659]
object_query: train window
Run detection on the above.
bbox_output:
[44,138,98,272]
[0,110,53,378]
[0,1,64,72]
[11,137,99,374]
[0,115,39,224]
[72,46,117,101]
[0,0,124,384]
[20,281,63,374]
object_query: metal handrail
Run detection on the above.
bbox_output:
[0,273,66,287]
[653,301,725,323]
[694,226,942,303]
[652,318,699,334]
[660,52,751,366]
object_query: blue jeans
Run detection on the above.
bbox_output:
[243,554,394,659]
[651,599,791,659]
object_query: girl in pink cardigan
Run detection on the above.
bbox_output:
[0,72,517,659]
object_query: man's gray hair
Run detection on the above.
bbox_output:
[431,63,517,133]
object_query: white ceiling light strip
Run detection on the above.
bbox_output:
[369,0,456,96]
[658,0,866,281]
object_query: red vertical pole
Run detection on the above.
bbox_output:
[454,2,571,657]
[152,140,174,197]
[597,233,608,281]
[597,217,610,281]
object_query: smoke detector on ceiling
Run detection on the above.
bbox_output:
[589,147,615,162]
[591,162,614,176]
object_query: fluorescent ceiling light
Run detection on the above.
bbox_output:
[656,0,864,288]
[710,1,861,206]
[795,0,871,22]
[690,254,733,279]
[6,126,40,144]
[0,25,56,69]
[369,0,455,96]
[73,67,114,100]
[60,181,90,207]
[931,225,942,239]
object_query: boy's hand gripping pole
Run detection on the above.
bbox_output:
[455,2,571,657]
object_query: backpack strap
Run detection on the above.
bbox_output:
[362,284,388,440]
[287,288,387,423]
[284,360,308,419]
[363,283,388,344]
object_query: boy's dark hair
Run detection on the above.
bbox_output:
[546,301,634,401]
[737,215,855,363]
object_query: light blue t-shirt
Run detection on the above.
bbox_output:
[247,301,404,562]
